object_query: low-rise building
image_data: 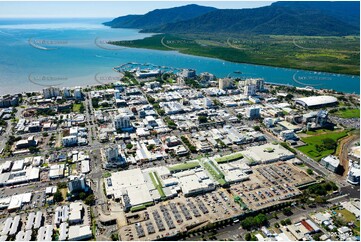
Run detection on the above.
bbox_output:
[68,225,92,241]
[320,155,340,173]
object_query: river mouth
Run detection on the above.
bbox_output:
[0,18,359,95]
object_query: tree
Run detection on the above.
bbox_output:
[283,208,293,216]
[157,109,165,116]
[306,168,313,175]
[111,233,119,241]
[198,116,208,124]
[91,98,99,108]
[245,233,251,241]
[79,192,87,200]
[29,146,40,154]
[147,95,155,104]
[147,144,155,151]
[253,126,261,131]
[126,143,133,149]
[57,182,67,189]
[285,218,292,225]
[322,138,337,150]
[54,191,63,202]
[274,222,280,228]
[85,194,95,205]
[285,94,294,101]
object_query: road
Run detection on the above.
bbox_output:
[338,133,359,176]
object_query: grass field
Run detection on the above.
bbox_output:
[335,209,360,235]
[333,108,360,118]
[298,130,349,160]
[72,103,83,113]
[305,128,336,135]
[60,188,67,200]
[168,161,200,172]
[112,34,360,75]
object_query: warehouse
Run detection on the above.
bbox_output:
[294,95,337,109]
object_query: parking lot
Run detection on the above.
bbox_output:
[119,189,242,240]
[29,191,46,209]
[231,161,315,210]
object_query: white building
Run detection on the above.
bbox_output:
[68,225,92,241]
[144,116,158,127]
[49,164,65,179]
[320,155,340,173]
[54,206,69,225]
[280,130,297,141]
[62,135,78,147]
[219,78,233,90]
[103,145,127,169]
[69,202,84,225]
[114,113,131,130]
[239,78,264,91]
[295,95,338,109]
[347,165,360,185]
[204,98,213,108]
[179,69,196,78]
[43,87,60,99]
[244,84,256,96]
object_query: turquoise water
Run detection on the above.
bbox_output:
[0,18,359,95]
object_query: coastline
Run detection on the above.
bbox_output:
[110,33,360,76]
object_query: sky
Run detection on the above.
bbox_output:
[0,1,273,18]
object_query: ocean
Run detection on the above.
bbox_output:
[0,18,359,95]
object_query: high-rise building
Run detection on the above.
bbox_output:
[179,69,196,78]
[244,84,256,96]
[105,146,119,162]
[43,87,60,99]
[62,87,71,98]
[74,87,82,100]
[219,78,233,90]
[316,110,328,127]
[68,175,88,193]
[347,165,360,185]
[103,145,127,169]
[114,113,131,130]
[0,95,19,108]
[239,78,264,91]
[204,98,213,108]
[246,106,260,119]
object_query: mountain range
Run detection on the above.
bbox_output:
[103,4,216,29]
[104,1,360,36]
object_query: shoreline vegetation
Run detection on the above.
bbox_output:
[110,34,360,76]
